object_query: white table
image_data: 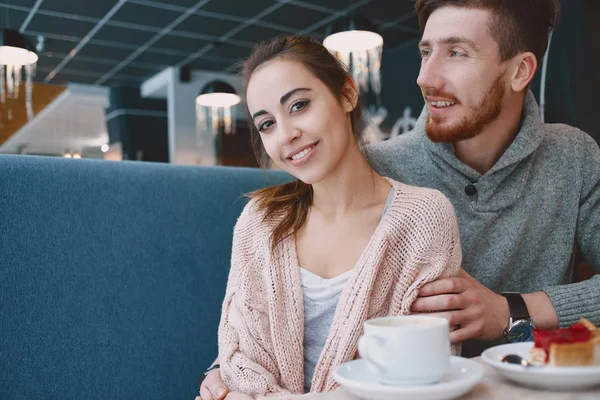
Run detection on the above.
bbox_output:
[305,358,600,400]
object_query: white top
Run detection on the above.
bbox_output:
[300,267,353,304]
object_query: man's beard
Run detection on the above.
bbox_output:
[425,73,505,143]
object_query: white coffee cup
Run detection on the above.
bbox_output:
[357,315,451,385]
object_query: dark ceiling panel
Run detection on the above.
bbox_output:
[204,42,252,60]
[187,57,221,71]
[95,25,157,46]
[134,51,188,66]
[27,14,96,38]
[262,4,330,30]
[36,37,79,55]
[201,0,276,18]
[111,2,181,29]
[174,14,240,37]
[153,35,210,53]
[118,65,163,79]
[66,60,115,74]
[40,0,120,19]
[0,0,38,6]
[167,0,205,7]
[294,0,352,10]
[230,25,287,44]
[34,55,62,72]
[0,7,28,31]
[381,28,419,49]
[354,0,415,25]
[76,43,133,60]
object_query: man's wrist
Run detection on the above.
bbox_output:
[501,292,537,343]
[522,291,559,330]
[499,294,511,340]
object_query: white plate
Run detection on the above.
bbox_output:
[333,356,483,400]
[481,342,600,391]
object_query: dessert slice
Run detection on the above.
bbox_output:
[530,319,600,366]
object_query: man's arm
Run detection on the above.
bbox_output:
[542,133,600,328]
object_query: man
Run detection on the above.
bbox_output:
[198,0,600,398]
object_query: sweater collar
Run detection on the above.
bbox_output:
[418,90,545,179]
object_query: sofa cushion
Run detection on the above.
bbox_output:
[0,155,291,400]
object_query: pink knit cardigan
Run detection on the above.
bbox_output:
[218,179,462,398]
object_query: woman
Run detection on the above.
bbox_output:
[215,35,461,399]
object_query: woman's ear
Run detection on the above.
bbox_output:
[341,77,359,112]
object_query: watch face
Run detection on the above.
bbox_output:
[507,321,534,343]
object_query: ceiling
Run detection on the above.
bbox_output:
[0,0,420,88]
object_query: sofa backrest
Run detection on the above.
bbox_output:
[0,155,291,400]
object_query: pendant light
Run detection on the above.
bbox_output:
[196,80,240,135]
[195,79,241,165]
[323,15,383,102]
[0,28,38,104]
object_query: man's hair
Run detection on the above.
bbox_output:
[415,0,561,65]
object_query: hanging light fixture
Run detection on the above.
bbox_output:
[195,80,240,138]
[323,15,383,104]
[195,80,241,165]
[0,28,38,105]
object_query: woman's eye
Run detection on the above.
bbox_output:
[258,120,274,132]
[290,100,309,113]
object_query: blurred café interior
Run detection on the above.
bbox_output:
[0,0,597,167]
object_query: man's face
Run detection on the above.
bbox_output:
[417,6,509,143]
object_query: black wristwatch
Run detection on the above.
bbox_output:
[501,292,534,343]
[198,364,220,393]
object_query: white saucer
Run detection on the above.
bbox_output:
[333,356,483,400]
[481,342,600,391]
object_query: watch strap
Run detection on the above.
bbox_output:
[502,292,530,321]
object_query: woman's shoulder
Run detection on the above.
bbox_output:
[235,197,275,235]
[382,178,458,238]
[385,178,455,213]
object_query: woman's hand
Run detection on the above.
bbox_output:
[196,367,229,400]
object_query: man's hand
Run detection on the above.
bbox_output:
[411,269,510,343]
[196,368,229,400]
[224,393,254,400]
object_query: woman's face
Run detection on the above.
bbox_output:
[246,59,357,184]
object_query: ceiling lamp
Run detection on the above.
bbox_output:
[0,28,38,106]
[195,80,241,165]
[323,16,383,103]
[196,80,240,135]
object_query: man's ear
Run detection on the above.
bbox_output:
[510,52,538,92]
[341,77,359,112]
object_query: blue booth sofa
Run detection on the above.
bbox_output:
[1,155,290,400]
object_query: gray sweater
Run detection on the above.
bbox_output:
[367,91,600,331]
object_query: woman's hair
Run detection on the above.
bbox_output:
[241,35,366,252]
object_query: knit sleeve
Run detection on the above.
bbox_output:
[389,189,462,354]
[543,132,600,327]
[217,201,295,399]
[397,190,462,312]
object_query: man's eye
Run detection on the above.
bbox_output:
[451,50,465,57]
[420,49,431,58]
